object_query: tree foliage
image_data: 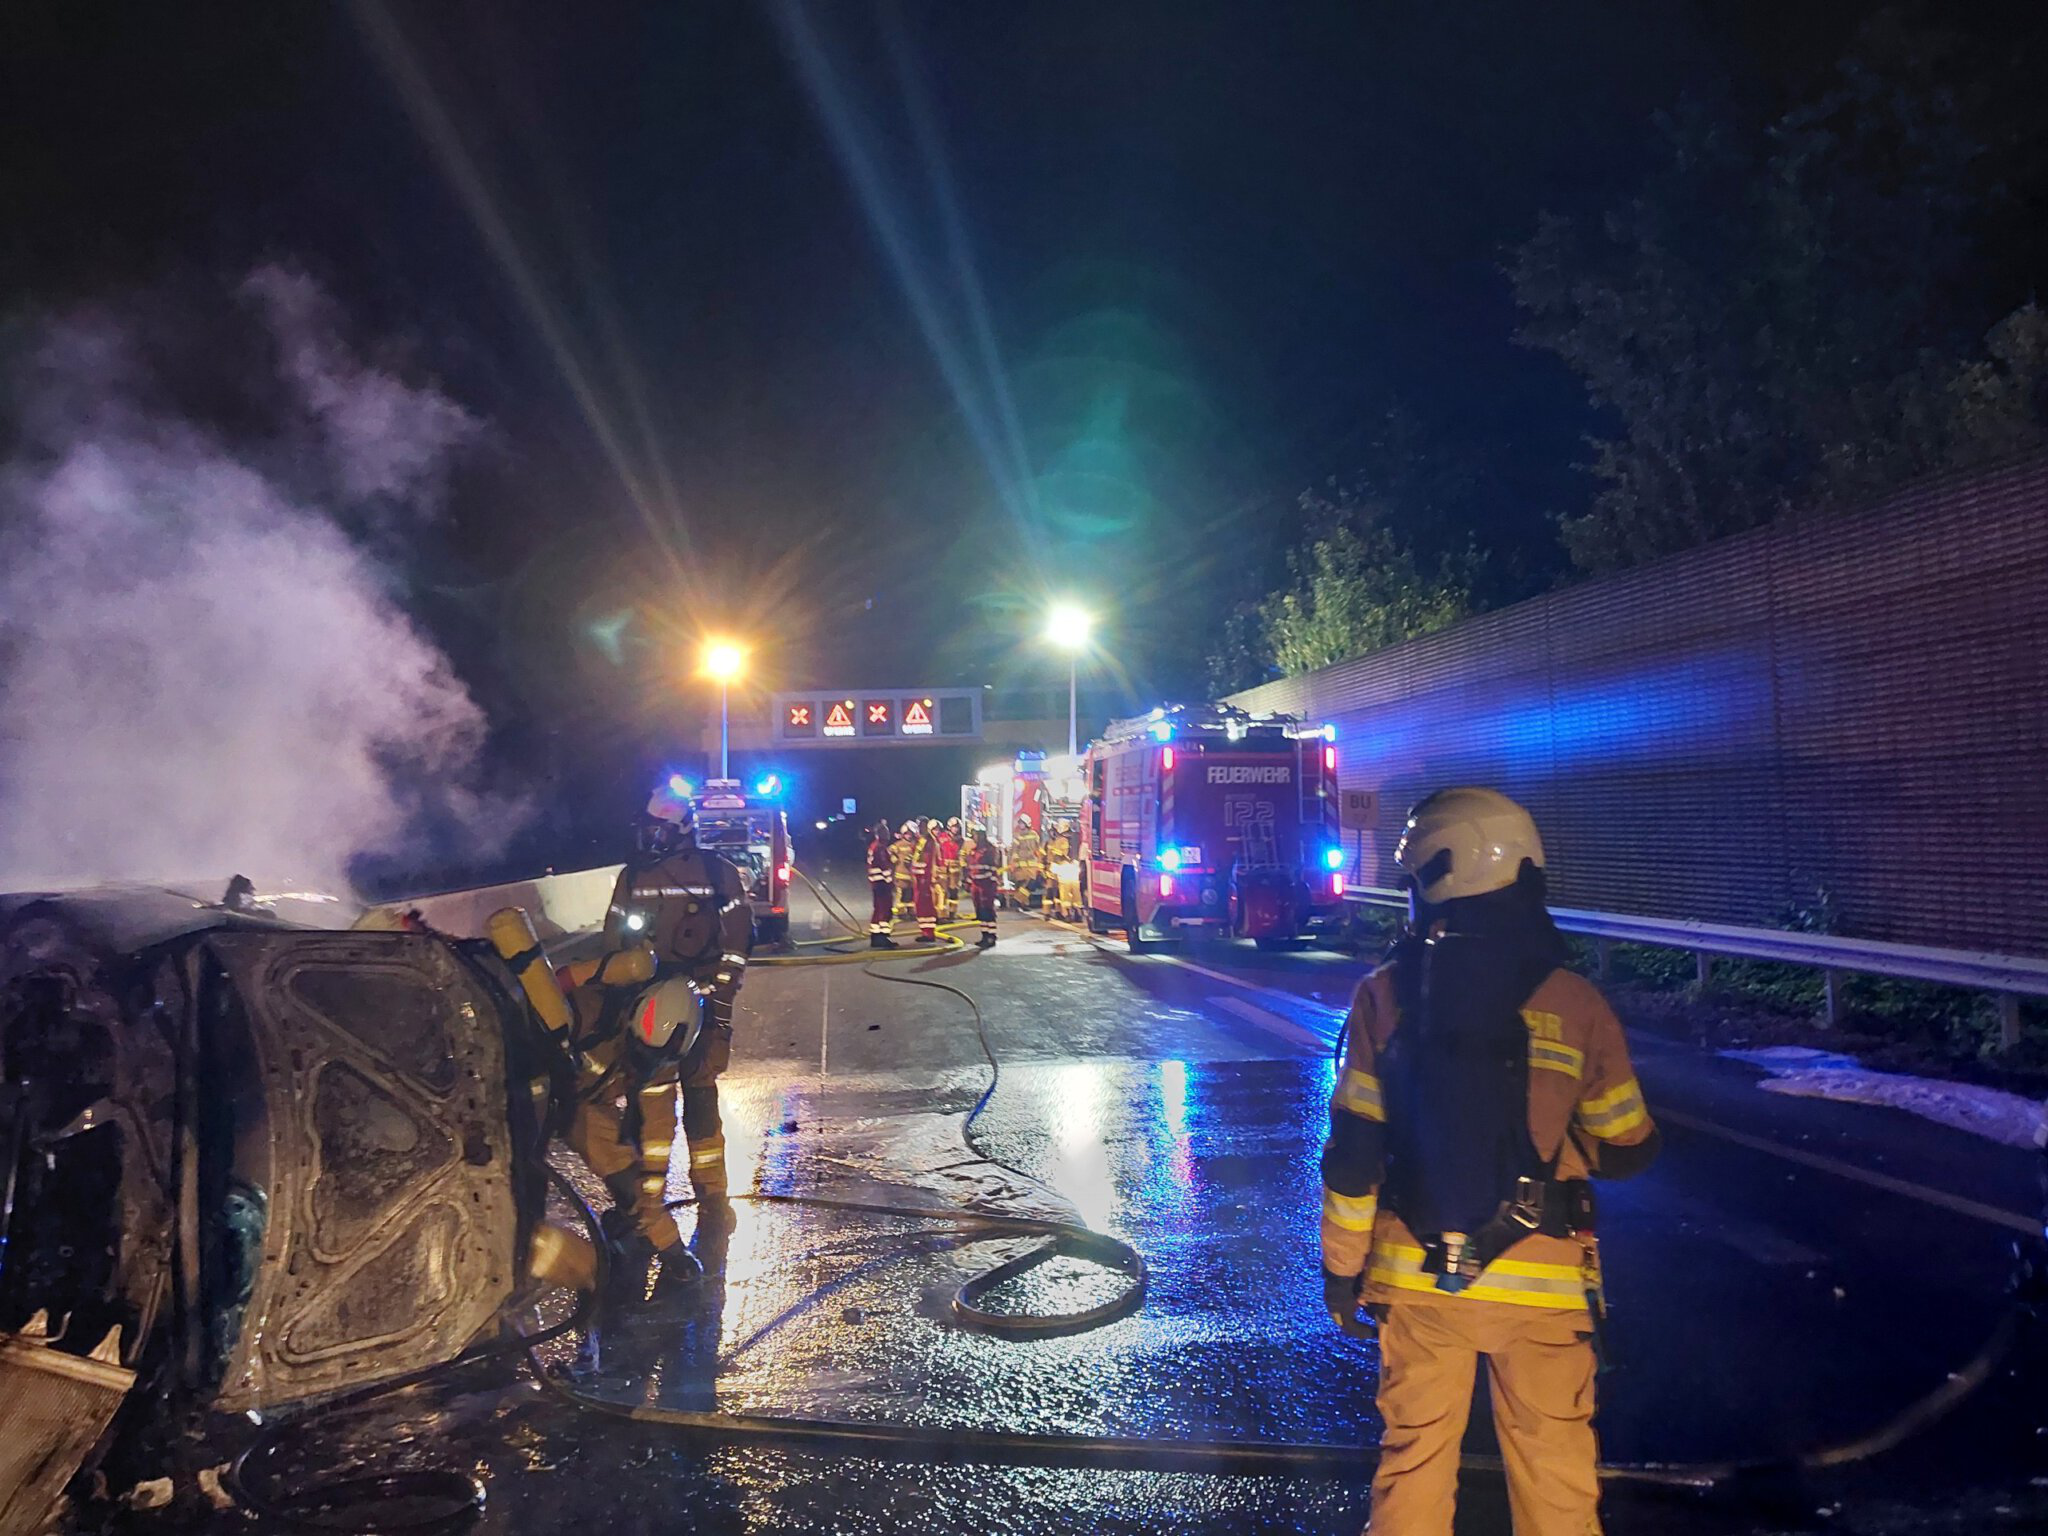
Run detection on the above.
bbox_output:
[1264,523,1471,676]
[1511,24,2048,573]
[1206,414,1492,690]
[1261,483,1473,678]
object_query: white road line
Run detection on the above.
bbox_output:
[1048,916,2038,1235]
[1042,917,1348,1040]
[1658,1107,2036,1235]
[1207,994,1331,1053]
[819,970,830,1077]
[1163,952,1348,1035]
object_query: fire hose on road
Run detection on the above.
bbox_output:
[226,871,2048,1530]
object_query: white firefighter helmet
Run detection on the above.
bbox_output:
[625,975,705,1055]
[1394,787,1544,905]
[639,784,697,855]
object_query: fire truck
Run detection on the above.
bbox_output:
[693,776,795,945]
[1078,705,1345,950]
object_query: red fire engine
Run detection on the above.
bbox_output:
[1078,705,1344,950]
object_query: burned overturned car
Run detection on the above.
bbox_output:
[0,884,562,1532]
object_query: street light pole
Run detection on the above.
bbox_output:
[1044,601,1093,757]
[1068,654,1078,756]
[701,639,745,783]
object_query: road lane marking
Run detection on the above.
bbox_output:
[1638,1189,1829,1266]
[1658,1107,2036,1235]
[1044,915,2038,1235]
[1163,958,1351,1028]
[820,970,830,1076]
[1041,918,1348,1044]
[1206,995,1332,1053]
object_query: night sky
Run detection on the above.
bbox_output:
[0,0,1952,843]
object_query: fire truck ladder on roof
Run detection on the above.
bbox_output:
[1101,702,1304,746]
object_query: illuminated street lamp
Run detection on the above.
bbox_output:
[700,639,746,780]
[1043,602,1094,756]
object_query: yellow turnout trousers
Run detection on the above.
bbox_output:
[566,1077,683,1252]
[1369,1300,1601,1536]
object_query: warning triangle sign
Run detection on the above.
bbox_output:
[904,699,932,728]
[825,701,854,729]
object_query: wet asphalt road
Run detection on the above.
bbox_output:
[225,868,2048,1536]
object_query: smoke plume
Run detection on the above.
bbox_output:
[0,267,520,897]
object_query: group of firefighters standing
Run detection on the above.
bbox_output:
[863,814,1087,950]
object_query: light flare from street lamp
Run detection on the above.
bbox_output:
[1044,602,1093,652]
[701,639,746,682]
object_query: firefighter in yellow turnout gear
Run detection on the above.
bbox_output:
[569,789,751,1290]
[1320,788,1659,1536]
[1043,822,1080,920]
[891,821,918,919]
[1007,817,1044,908]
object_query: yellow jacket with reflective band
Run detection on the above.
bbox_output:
[1319,961,1655,1311]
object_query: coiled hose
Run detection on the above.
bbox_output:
[685,865,1149,1336]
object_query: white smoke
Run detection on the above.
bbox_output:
[0,268,519,897]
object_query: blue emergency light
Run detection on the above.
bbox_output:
[1149,721,1174,742]
[1324,846,1347,870]
[753,774,783,797]
[667,774,695,798]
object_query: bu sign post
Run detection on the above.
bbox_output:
[1339,787,1379,831]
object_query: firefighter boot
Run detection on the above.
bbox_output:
[693,1192,738,1244]
[871,931,899,949]
[648,1243,705,1299]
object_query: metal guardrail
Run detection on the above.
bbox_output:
[1345,885,2048,1047]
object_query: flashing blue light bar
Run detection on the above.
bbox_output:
[1324,846,1346,870]
[1323,723,1337,742]
[1150,721,1175,741]
[753,774,783,797]
[1158,848,1182,872]
[667,774,695,798]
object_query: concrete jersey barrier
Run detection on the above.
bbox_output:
[362,865,624,943]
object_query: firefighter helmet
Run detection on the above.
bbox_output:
[623,975,705,1056]
[1394,787,1544,905]
[639,787,696,856]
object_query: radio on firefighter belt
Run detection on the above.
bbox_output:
[1382,931,1614,1362]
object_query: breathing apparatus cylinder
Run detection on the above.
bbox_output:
[487,906,572,1037]
[481,907,602,1291]
[559,945,657,993]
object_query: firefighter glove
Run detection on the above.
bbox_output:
[1322,1268,1365,1333]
